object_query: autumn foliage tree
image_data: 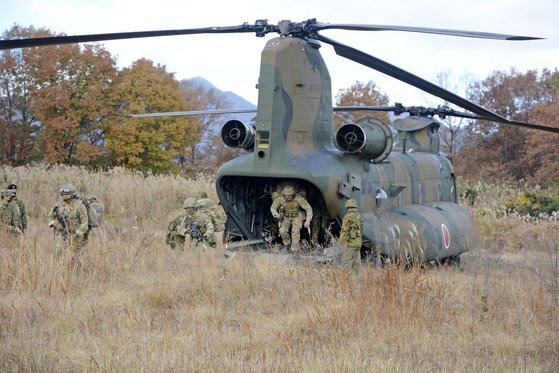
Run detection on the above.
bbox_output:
[523,71,559,186]
[0,26,50,165]
[105,59,196,174]
[26,37,117,165]
[334,80,389,128]
[454,69,556,183]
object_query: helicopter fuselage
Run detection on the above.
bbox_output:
[216,36,475,262]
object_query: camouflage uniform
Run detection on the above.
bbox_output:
[7,184,27,232]
[0,189,22,239]
[270,185,313,252]
[339,199,363,274]
[48,184,90,258]
[178,197,216,249]
[196,198,226,233]
[166,214,191,251]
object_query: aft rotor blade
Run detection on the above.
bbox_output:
[318,35,559,133]
[0,24,256,50]
[314,23,543,40]
[125,108,257,118]
[335,105,559,132]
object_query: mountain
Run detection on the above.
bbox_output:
[183,77,256,123]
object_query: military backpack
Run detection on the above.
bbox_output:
[78,196,104,227]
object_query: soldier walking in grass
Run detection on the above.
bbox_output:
[270,184,313,252]
[7,184,27,233]
[339,199,363,274]
[0,189,22,238]
[48,184,90,259]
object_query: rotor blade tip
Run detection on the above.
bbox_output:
[507,36,545,41]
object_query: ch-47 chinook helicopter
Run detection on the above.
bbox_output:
[2,19,558,264]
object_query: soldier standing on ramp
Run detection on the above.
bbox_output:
[270,184,313,252]
[339,199,364,274]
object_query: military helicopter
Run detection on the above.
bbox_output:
[2,19,557,264]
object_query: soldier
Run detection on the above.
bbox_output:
[166,198,194,251]
[195,198,225,241]
[270,184,313,252]
[178,197,216,249]
[339,199,364,274]
[7,184,27,233]
[48,184,90,258]
[0,189,22,236]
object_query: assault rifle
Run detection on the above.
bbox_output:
[52,206,69,240]
[188,221,206,243]
[277,206,285,226]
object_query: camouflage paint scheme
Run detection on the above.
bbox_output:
[217,36,475,262]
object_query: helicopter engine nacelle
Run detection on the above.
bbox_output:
[335,117,393,163]
[221,120,256,149]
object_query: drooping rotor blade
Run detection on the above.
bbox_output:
[313,23,543,41]
[0,24,261,50]
[125,108,257,118]
[317,35,559,134]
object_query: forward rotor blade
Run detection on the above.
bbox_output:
[318,35,559,133]
[0,24,256,50]
[125,108,257,118]
[314,23,543,40]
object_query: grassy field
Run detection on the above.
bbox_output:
[0,166,557,371]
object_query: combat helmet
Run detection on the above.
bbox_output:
[1,189,12,197]
[183,197,196,208]
[345,199,357,209]
[59,184,77,195]
[282,185,296,196]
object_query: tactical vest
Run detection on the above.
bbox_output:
[283,199,300,219]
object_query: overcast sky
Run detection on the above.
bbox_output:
[2,0,558,108]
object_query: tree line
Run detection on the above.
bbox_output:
[0,25,233,175]
[1,25,558,185]
[335,70,559,187]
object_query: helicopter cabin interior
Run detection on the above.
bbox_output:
[218,176,334,247]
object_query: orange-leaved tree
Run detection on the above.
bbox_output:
[524,69,559,186]
[334,80,389,129]
[455,68,554,182]
[105,59,196,174]
[25,34,117,165]
[0,25,53,165]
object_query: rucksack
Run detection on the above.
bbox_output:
[197,198,226,232]
[79,196,104,228]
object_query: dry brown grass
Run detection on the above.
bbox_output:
[0,165,558,371]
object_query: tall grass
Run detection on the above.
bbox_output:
[0,166,557,371]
